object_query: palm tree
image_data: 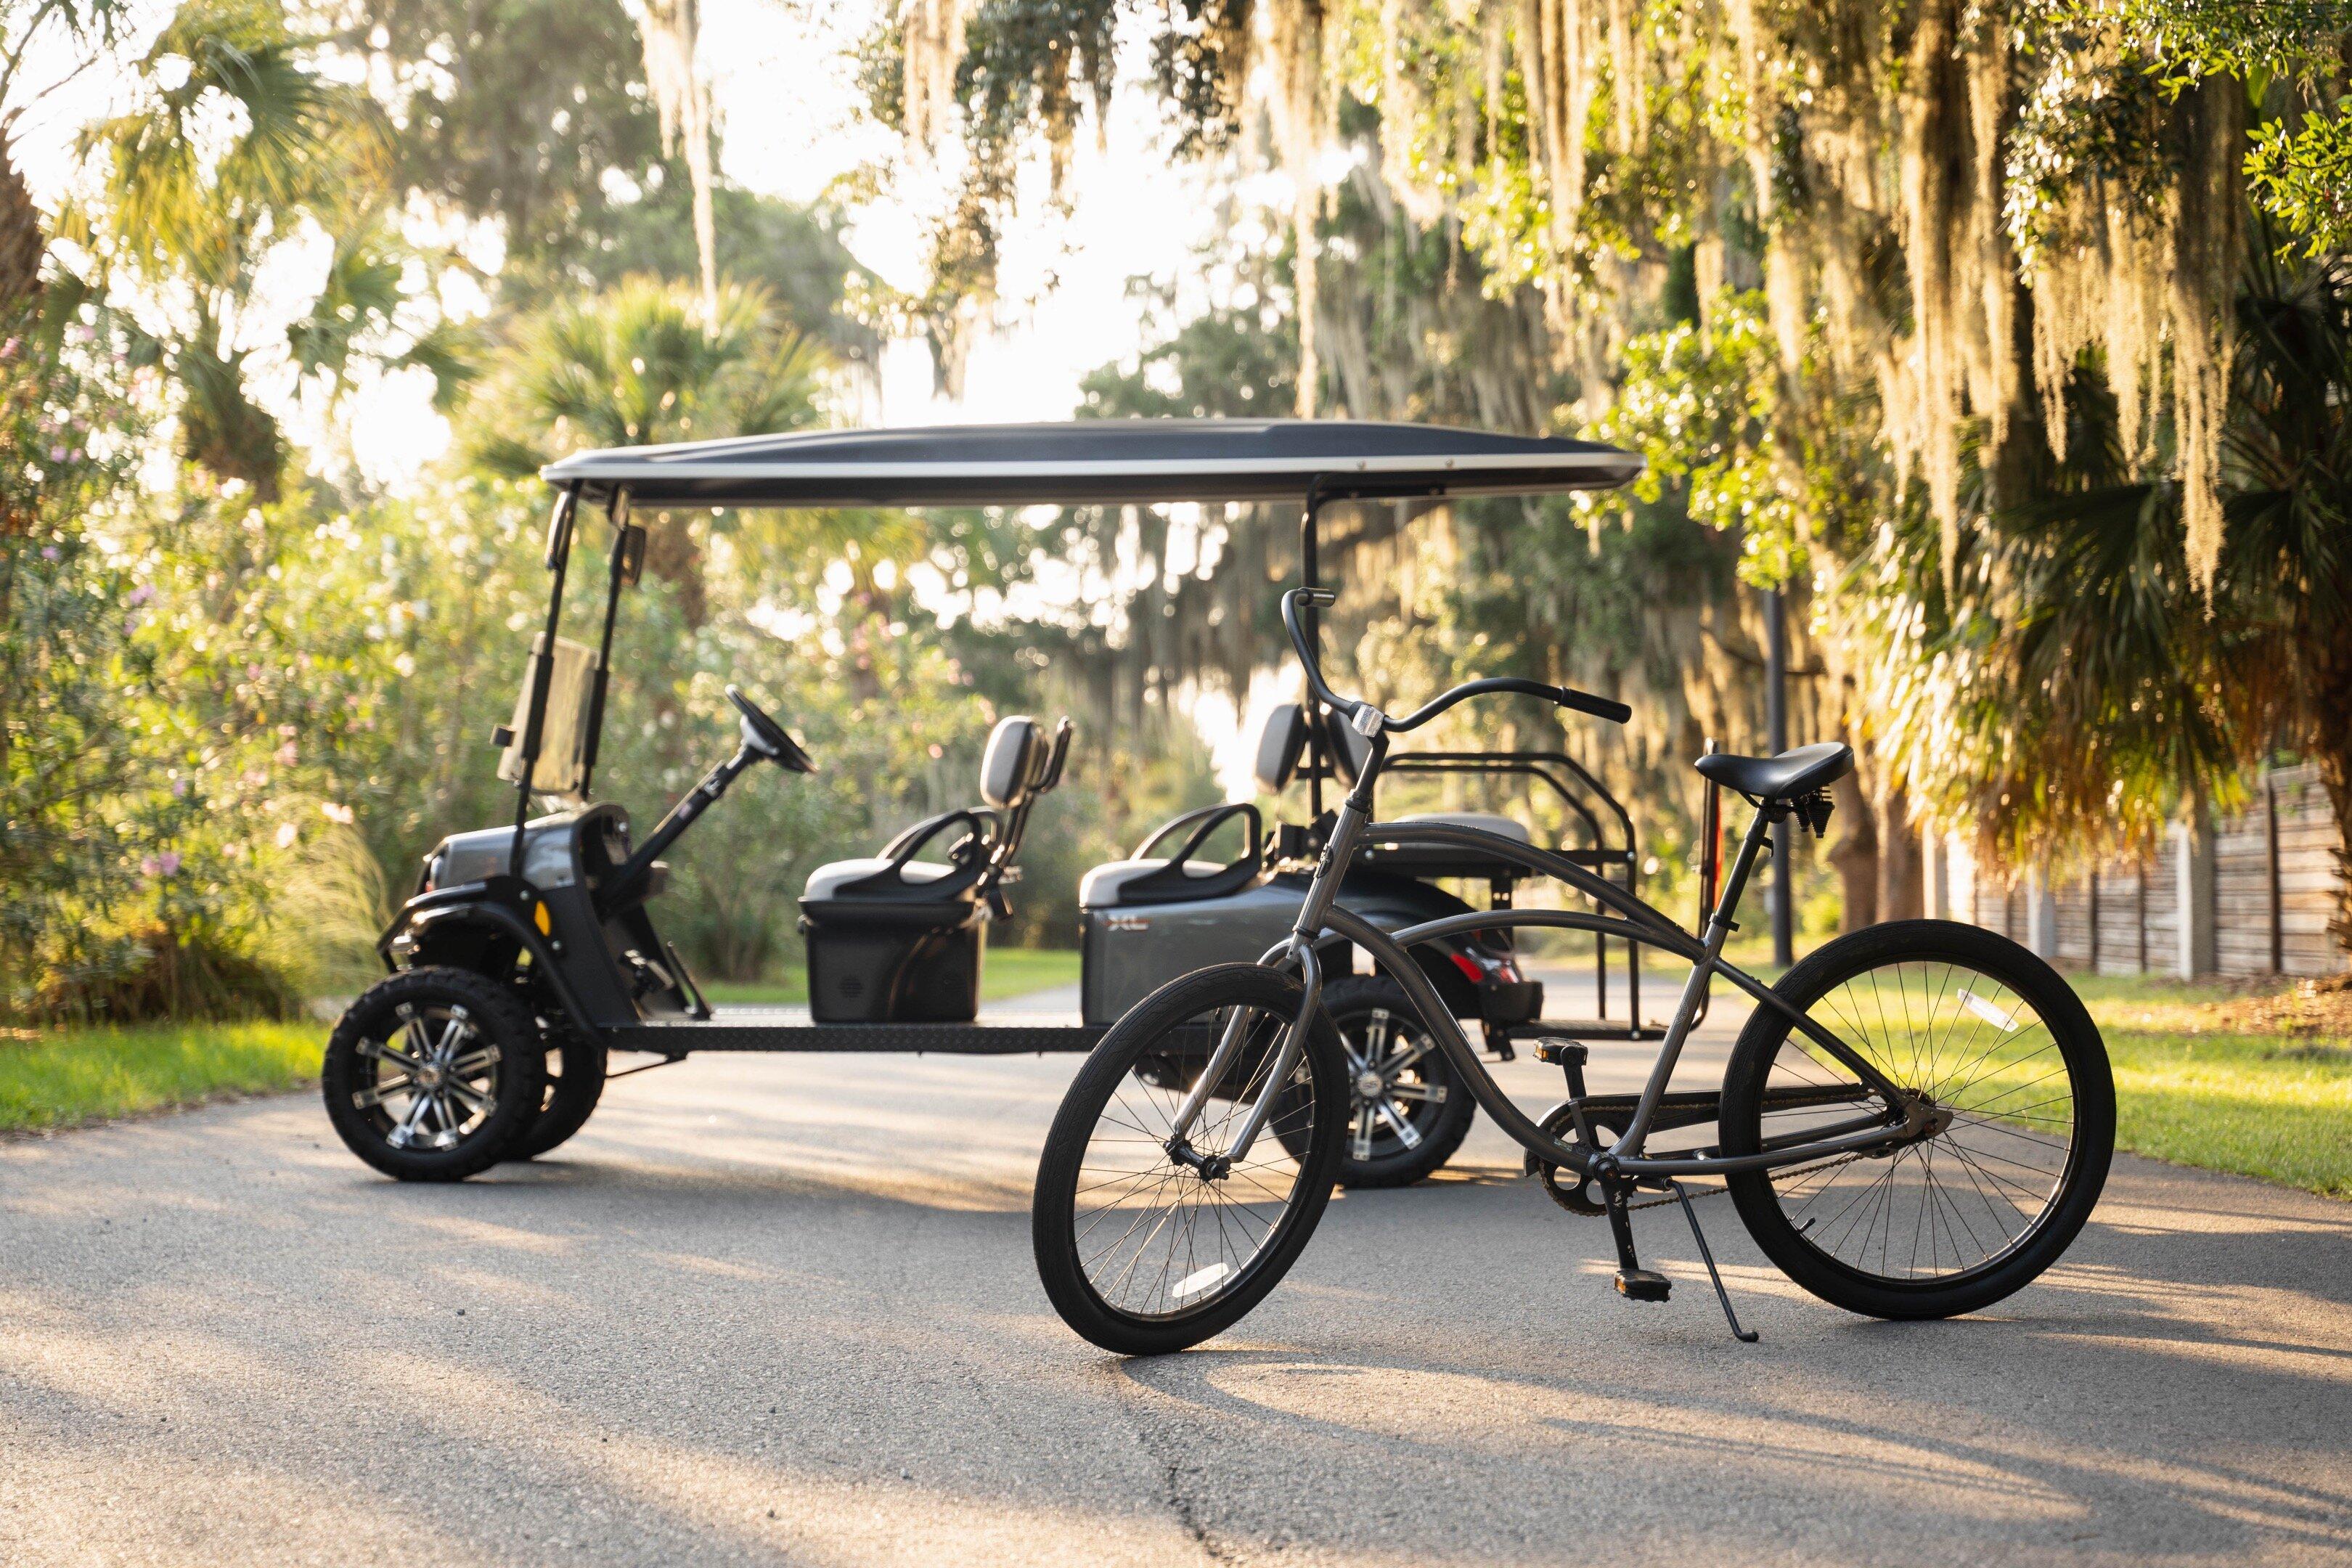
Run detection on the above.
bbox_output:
[1879,246,2352,952]
[58,0,416,499]
[466,274,860,626]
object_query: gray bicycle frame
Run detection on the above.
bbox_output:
[1168,720,1930,1178]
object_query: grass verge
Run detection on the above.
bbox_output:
[0,1020,320,1135]
[2067,972,2352,1200]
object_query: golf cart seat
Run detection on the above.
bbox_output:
[799,714,1071,1023]
[1079,701,1315,910]
[1317,709,1538,864]
[799,716,1066,909]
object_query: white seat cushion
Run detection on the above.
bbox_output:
[1395,811,1532,844]
[801,857,958,901]
[1079,858,1235,908]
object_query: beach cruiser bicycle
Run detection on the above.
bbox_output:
[1032,586,2115,1353]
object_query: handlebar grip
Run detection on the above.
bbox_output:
[1298,587,1337,609]
[1553,686,1632,724]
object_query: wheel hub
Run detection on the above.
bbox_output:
[1354,1069,1385,1100]
[415,1062,444,1090]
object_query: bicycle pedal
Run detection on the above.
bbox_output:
[1614,1268,1673,1302]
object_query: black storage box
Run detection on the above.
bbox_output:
[801,902,984,1024]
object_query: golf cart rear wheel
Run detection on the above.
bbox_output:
[1278,977,1474,1188]
[322,968,546,1182]
[504,1029,607,1161]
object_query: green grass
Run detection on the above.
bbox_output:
[2064,973,2352,1200]
[698,947,1082,1007]
[0,1020,321,1134]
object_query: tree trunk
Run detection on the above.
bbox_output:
[1877,783,1926,922]
[642,513,706,628]
[1827,768,1878,931]
[2306,605,2352,960]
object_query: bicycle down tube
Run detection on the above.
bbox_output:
[1187,806,1922,1183]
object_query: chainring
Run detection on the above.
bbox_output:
[1527,1099,1611,1216]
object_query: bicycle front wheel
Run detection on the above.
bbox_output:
[1720,920,2114,1320]
[1032,963,1347,1355]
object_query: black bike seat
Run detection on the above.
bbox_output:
[1693,741,1853,801]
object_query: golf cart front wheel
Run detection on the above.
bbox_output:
[322,967,547,1182]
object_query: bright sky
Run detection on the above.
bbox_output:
[707,0,1225,428]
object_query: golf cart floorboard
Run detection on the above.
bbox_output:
[604,1011,1108,1055]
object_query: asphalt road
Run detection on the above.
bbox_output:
[4,974,2349,1567]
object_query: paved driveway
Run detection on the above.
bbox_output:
[4,976,2348,1565]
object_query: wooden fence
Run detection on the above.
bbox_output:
[1941,764,2347,979]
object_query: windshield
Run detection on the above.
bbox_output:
[497,634,598,803]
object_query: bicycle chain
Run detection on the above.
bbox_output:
[1539,1148,1867,1212]
[1621,1153,1866,1209]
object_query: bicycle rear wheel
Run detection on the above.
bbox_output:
[1032,963,1347,1355]
[1720,920,2114,1319]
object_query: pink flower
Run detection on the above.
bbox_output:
[126,584,154,607]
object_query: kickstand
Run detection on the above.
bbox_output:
[1666,1180,1759,1344]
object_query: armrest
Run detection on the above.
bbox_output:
[1130,803,1262,871]
[879,808,994,867]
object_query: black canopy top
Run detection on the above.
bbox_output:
[539,418,1641,509]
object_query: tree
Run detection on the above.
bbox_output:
[462,274,830,626]
[60,0,457,499]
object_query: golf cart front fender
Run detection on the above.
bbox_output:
[379,884,605,1042]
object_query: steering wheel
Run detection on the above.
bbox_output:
[726,685,816,772]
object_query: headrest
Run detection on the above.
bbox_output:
[1322,707,1372,785]
[1252,703,1309,795]
[979,716,1044,809]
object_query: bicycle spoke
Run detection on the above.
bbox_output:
[1765,956,2081,1283]
[1069,995,1317,1320]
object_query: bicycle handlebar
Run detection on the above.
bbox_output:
[1281,587,1631,736]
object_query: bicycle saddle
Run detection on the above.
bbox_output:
[1693,741,1853,801]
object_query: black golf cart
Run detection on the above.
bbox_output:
[322,420,1644,1183]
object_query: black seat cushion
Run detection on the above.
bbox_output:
[1693,741,1854,799]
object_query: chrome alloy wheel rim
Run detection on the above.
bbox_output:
[1337,1005,1448,1163]
[352,1003,505,1152]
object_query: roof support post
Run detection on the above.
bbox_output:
[1301,480,1329,825]
[580,489,637,798]
[1765,584,1792,966]
[509,486,579,877]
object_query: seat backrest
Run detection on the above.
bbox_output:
[979,716,1045,810]
[1322,706,1372,785]
[1253,703,1309,795]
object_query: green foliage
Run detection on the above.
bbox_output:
[1577,293,1804,587]
[467,274,823,470]
[2247,105,2352,258]
[348,0,669,282]
[58,0,437,500]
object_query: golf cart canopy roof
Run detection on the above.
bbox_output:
[539,419,1642,510]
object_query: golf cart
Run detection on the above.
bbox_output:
[322,420,1643,1183]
